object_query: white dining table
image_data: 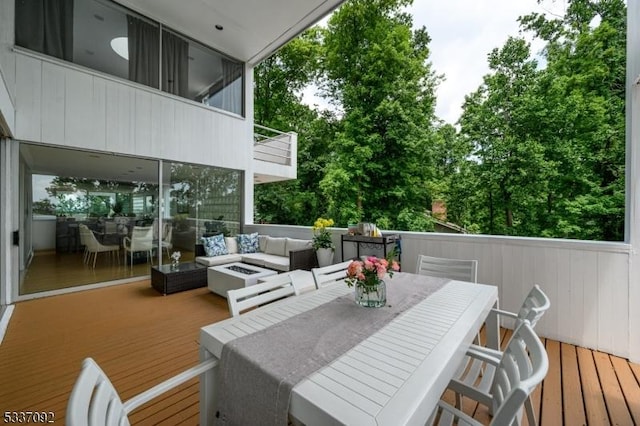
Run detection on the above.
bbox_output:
[198,275,498,426]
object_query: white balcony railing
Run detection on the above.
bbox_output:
[254,124,293,165]
[243,223,636,362]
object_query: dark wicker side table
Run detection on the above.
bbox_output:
[151,262,208,295]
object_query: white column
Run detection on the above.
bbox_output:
[243,64,255,226]
[626,0,640,363]
[0,138,18,306]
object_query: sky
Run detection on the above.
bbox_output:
[302,0,567,125]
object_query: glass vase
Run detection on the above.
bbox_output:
[355,280,386,308]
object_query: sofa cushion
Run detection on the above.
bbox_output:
[285,238,312,255]
[265,237,287,256]
[258,235,268,252]
[237,232,259,253]
[241,253,267,267]
[242,253,290,272]
[263,257,290,272]
[225,237,238,254]
[195,253,242,267]
[201,234,228,257]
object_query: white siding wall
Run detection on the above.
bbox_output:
[626,0,640,365]
[245,224,634,360]
[13,52,252,171]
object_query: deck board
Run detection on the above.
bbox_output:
[578,346,611,425]
[560,343,587,425]
[610,355,640,425]
[593,351,634,425]
[541,339,563,425]
[0,280,638,425]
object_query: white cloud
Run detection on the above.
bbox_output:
[407,0,565,124]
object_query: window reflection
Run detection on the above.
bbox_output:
[15,0,244,116]
[163,162,241,252]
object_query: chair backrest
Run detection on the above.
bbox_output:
[78,224,90,247]
[516,285,551,328]
[79,224,100,250]
[490,321,549,425]
[311,260,352,289]
[130,226,153,249]
[163,224,173,242]
[66,358,129,426]
[415,255,478,283]
[227,274,298,317]
[67,356,218,426]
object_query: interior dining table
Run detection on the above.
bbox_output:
[198,272,499,426]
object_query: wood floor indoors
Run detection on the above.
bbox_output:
[0,280,638,425]
[20,249,196,295]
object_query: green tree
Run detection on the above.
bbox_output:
[320,0,439,229]
[253,29,338,226]
[519,0,626,240]
[458,37,553,236]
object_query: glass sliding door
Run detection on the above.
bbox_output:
[162,162,241,262]
[20,143,159,295]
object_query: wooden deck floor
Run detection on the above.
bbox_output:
[1,280,638,425]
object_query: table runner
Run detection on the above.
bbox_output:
[215,273,449,426]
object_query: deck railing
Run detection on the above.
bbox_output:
[253,124,293,166]
[242,223,636,362]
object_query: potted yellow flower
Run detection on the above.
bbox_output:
[312,217,335,267]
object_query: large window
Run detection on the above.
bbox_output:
[15,0,244,116]
[162,162,242,252]
[19,143,243,296]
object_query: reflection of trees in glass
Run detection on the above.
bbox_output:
[42,176,159,218]
[32,199,56,215]
[169,164,240,224]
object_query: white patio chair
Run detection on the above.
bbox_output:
[66,357,217,426]
[428,321,549,426]
[123,226,154,268]
[311,260,352,289]
[227,273,300,317]
[448,285,551,425]
[416,254,478,282]
[416,254,480,345]
[79,224,119,268]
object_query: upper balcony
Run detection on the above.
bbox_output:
[253,124,298,184]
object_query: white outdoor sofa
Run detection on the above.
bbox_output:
[194,235,317,272]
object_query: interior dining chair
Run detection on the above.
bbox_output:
[160,224,173,259]
[227,273,300,317]
[79,224,120,268]
[122,226,154,268]
[78,224,90,264]
[427,321,549,426]
[311,260,352,289]
[66,357,217,426]
[448,285,551,426]
[415,254,478,282]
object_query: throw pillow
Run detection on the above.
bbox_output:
[201,234,228,257]
[237,232,259,254]
[224,237,239,254]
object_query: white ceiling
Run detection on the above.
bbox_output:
[21,144,160,183]
[112,0,345,64]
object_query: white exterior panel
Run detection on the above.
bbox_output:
[14,51,251,171]
[15,55,42,142]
